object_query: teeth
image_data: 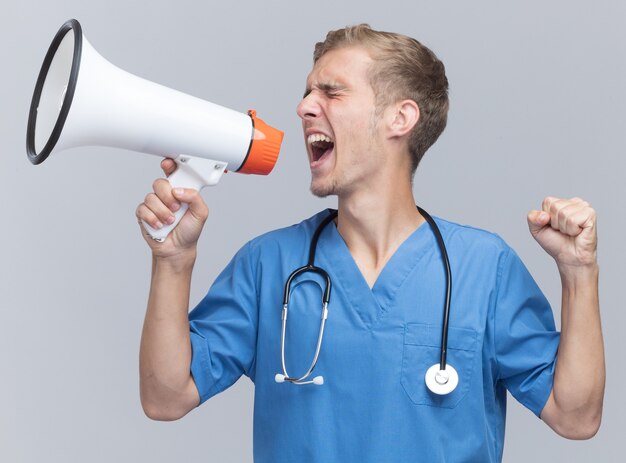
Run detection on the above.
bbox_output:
[307,133,333,145]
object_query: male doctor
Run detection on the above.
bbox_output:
[136,25,604,462]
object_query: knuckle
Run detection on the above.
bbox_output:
[188,190,202,203]
[545,197,560,209]
[549,202,560,214]
[159,211,173,221]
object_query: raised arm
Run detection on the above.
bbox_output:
[527,197,604,439]
[136,159,209,421]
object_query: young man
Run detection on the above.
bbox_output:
[136,25,604,462]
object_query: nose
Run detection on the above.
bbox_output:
[296,92,320,120]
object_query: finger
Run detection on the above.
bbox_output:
[527,210,550,235]
[172,188,209,223]
[161,158,177,177]
[136,203,165,231]
[556,202,590,236]
[545,197,590,233]
[542,196,587,212]
[541,196,560,213]
[144,192,176,226]
[544,198,572,231]
[152,178,181,213]
[560,204,596,237]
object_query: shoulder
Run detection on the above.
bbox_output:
[431,217,536,299]
[240,209,335,258]
[431,216,513,262]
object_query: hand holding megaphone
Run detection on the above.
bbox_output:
[139,154,223,242]
[136,159,210,253]
[27,19,283,242]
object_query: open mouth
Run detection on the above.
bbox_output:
[308,133,335,163]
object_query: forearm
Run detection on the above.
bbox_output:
[544,263,604,437]
[139,251,199,419]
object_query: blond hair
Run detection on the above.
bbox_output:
[314,25,449,173]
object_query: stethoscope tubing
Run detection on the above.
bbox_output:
[277,207,453,386]
[416,206,452,371]
[279,301,329,384]
[279,210,337,384]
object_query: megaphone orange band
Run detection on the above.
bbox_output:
[237,110,283,175]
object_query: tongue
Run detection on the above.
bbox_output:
[313,142,334,161]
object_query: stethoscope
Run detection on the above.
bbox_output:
[274,207,458,395]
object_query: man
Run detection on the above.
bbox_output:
[136,25,604,462]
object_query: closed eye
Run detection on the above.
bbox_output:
[303,83,346,99]
[320,83,344,97]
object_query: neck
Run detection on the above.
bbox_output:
[335,175,424,287]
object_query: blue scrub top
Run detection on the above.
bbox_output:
[188,210,559,462]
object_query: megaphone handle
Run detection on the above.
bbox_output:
[142,155,228,242]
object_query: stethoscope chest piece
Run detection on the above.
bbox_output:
[425,363,458,395]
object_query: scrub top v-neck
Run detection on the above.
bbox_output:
[316,216,434,329]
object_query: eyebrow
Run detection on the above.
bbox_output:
[303,83,345,98]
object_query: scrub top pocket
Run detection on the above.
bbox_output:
[401,323,478,408]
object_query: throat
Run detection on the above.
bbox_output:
[336,206,426,289]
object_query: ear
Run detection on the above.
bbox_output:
[387,100,420,139]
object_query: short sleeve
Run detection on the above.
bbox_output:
[188,241,258,405]
[494,247,560,417]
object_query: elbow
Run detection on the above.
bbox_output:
[142,403,172,422]
[567,416,602,440]
[141,398,189,422]
[543,386,605,440]
[553,411,602,440]
[139,374,200,421]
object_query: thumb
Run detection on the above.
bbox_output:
[172,188,209,223]
[527,210,550,236]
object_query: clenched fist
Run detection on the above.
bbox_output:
[527,197,597,269]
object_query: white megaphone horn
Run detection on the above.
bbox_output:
[27,19,283,241]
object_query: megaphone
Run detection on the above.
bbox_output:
[27,19,283,241]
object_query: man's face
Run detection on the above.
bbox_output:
[297,46,385,198]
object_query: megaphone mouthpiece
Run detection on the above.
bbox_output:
[240,110,282,175]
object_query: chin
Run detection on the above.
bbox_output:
[310,184,335,198]
[310,177,337,198]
